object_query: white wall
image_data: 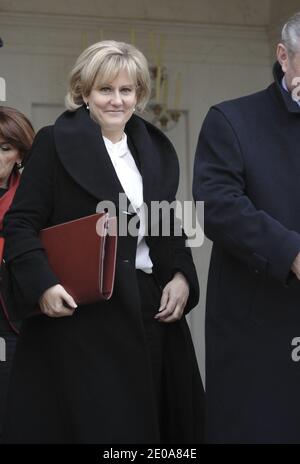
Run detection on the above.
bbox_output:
[1,0,270,25]
[0,3,275,381]
[268,0,300,51]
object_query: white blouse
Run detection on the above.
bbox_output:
[103,133,153,274]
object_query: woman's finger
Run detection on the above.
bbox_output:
[155,295,177,319]
[158,286,170,312]
[60,289,77,309]
[45,301,75,317]
[160,303,184,323]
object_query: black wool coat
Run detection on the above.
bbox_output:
[2,107,204,444]
[193,62,300,444]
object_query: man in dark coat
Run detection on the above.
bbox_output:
[193,12,300,444]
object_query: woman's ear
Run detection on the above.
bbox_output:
[82,95,89,110]
[16,153,23,169]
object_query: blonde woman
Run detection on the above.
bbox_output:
[3,41,204,444]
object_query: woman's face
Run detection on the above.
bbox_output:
[0,138,22,187]
[85,69,137,138]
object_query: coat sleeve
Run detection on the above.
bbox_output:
[148,205,199,314]
[192,107,300,284]
[170,208,200,314]
[3,126,60,312]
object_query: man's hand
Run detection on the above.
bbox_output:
[291,252,300,280]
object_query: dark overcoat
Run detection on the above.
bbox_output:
[2,107,204,444]
[193,63,300,444]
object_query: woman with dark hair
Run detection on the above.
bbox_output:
[0,106,34,442]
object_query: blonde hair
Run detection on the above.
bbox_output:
[65,40,151,112]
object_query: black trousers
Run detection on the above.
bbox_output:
[0,318,18,443]
[136,270,165,440]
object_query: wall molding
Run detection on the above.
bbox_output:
[0,11,271,65]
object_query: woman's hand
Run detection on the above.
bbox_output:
[155,272,189,323]
[39,284,77,318]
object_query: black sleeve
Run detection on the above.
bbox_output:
[170,208,200,314]
[3,126,60,312]
[192,107,300,284]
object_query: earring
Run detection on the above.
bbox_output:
[16,162,22,169]
[86,102,89,110]
[133,108,136,112]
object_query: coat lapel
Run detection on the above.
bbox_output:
[126,115,179,208]
[126,116,156,209]
[54,106,125,205]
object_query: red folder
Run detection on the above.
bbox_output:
[0,237,4,263]
[39,212,117,304]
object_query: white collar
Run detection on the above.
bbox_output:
[282,76,289,92]
[103,133,128,158]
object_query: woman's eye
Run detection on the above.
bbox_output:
[0,144,11,152]
[98,86,133,95]
[100,87,111,94]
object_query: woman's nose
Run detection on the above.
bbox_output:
[110,91,122,105]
